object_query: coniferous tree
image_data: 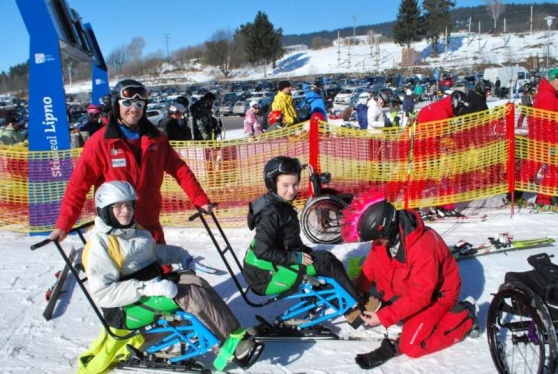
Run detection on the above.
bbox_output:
[393,0,423,48]
[242,11,284,76]
[422,0,455,57]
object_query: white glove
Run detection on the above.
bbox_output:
[181,251,194,271]
[142,279,178,298]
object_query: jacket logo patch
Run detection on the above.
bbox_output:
[112,158,126,168]
[110,148,124,156]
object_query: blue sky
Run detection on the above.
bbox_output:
[0,0,544,73]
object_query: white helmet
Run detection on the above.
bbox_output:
[95,181,137,227]
[168,103,186,114]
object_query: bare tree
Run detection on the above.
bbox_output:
[126,37,146,61]
[204,30,236,77]
[106,47,127,73]
[483,0,506,30]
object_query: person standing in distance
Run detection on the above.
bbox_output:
[244,100,263,137]
[269,80,297,129]
[531,68,558,206]
[190,92,217,140]
[49,79,211,245]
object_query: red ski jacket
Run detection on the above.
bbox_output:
[533,77,558,112]
[417,95,453,123]
[56,116,209,243]
[355,210,462,327]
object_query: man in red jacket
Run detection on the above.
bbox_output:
[415,90,470,218]
[341,193,479,370]
[531,68,558,206]
[50,79,211,244]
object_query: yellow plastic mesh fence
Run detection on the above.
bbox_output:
[0,102,544,234]
[316,105,510,210]
[159,122,310,228]
[515,105,558,199]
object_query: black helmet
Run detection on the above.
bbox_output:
[100,94,112,113]
[202,92,216,102]
[175,96,189,108]
[475,80,490,95]
[377,91,390,105]
[111,79,148,119]
[450,90,469,113]
[263,156,302,192]
[357,200,399,242]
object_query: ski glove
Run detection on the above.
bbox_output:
[180,251,194,271]
[142,279,178,298]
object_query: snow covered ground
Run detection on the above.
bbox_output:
[1,196,557,373]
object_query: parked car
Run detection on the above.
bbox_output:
[215,100,234,116]
[146,109,165,126]
[232,100,249,116]
[333,87,364,111]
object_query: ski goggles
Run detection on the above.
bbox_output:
[119,99,146,109]
[119,85,149,100]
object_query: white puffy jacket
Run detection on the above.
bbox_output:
[85,217,185,308]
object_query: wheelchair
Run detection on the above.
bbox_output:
[487,252,558,373]
[31,222,262,372]
[299,164,353,245]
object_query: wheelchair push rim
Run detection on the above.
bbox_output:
[487,281,558,374]
[300,195,348,245]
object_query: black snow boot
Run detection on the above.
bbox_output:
[355,337,398,369]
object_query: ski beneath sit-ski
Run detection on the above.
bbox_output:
[450,234,556,261]
[193,262,225,275]
[43,247,77,321]
[425,213,488,223]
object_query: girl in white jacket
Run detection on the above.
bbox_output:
[83,181,259,370]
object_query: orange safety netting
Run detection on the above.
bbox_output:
[0,102,554,234]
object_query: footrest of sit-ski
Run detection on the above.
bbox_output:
[278,277,358,329]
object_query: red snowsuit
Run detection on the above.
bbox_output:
[55,116,209,244]
[530,78,558,205]
[355,210,474,358]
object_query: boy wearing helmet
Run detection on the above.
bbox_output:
[81,181,260,372]
[50,79,211,245]
[341,193,479,370]
[161,100,192,141]
[243,156,371,327]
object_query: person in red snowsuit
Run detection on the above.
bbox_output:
[415,91,469,217]
[50,79,211,244]
[530,69,558,206]
[341,193,479,370]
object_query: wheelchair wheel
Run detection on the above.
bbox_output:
[487,281,558,373]
[301,195,348,244]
